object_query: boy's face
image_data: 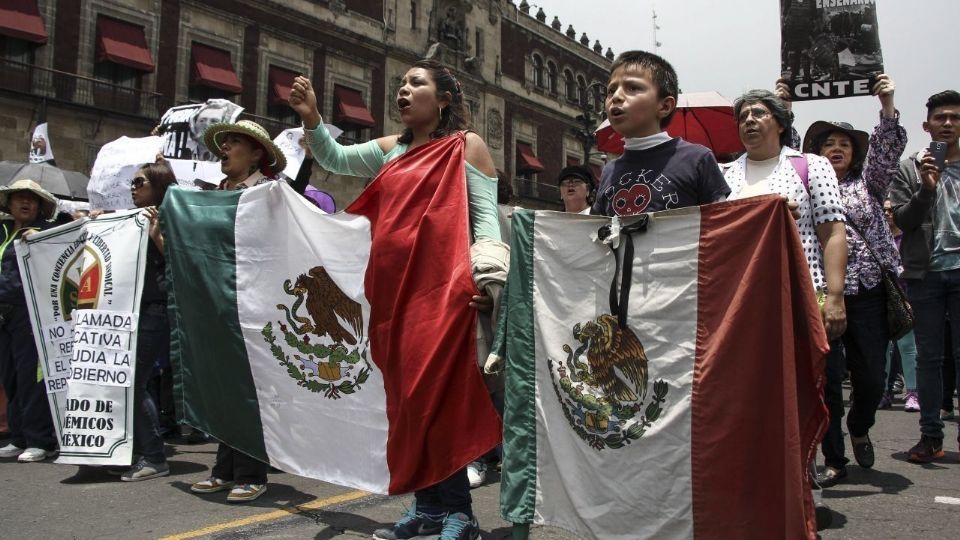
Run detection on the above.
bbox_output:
[605,65,675,139]
[923,105,960,146]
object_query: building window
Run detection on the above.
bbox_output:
[189,42,242,103]
[333,84,375,145]
[546,61,557,94]
[92,16,155,113]
[591,80,604,112]
[474,28,483,58]
[577,75,587,107]
[532,54,544,88]
[94,61,141,90]
[267,65,299,126]
[0,36,34,63]
[564,69,576,102]
[411,1,417,29]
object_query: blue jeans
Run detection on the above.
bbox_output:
[821,285,888,469]
[906,269,960,440]
[887,330,917,391]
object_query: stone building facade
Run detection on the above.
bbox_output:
[0,0,616,209]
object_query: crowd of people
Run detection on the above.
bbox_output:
[0,47,957,540]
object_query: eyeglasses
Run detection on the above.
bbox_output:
[131,176,150,189]
[737,107,772,124]
[559,178,587,187]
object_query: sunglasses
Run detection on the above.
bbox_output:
[131,176,150,189]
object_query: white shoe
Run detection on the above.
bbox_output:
[467,461,486,488]
[0,443,24,458]
[17,447,55,462]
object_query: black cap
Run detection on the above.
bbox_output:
[557,165,595,190]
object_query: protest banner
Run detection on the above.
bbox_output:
[780,0,884,101]
[88,136,162,210]
[159,100,243,161]
[16,210,149,465]
[273,125,343,181]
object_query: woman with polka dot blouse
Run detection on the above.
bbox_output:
[723,89,849,339]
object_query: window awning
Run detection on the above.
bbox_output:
[566,156,581,166]
[334,85,375,128]
[516,142,545,173]
[269,66,298,105]
[0,0,48,44]
[96,16,155,72]
[191,42,242,94]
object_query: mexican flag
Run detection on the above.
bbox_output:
[162,135,501,495]
[498,196,828,539]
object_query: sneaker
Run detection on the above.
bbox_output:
[439,512,480,540]
[372,505,444,540]
[185,430,210,444]
[877,392,893,410]
[17,448,55,462]
[904,391,920,412]
[0,443,24,458]
[227,483,267,503]
[892,375,905,395]
[907,435,945,463]
[941,409,955,421]
[467,461,487,488]
[121,458,170,482]
[190,476,235,493]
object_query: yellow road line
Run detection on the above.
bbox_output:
[160,489,371,540]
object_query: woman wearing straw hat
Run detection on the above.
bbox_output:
[786,74,907,487]
[0,179,59,463]
[188,119,285,503]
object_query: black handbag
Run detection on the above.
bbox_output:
[847,221,914,340]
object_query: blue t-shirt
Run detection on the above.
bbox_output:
[592,138,730,216]
[930,161,960,271]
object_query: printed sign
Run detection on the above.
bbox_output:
[159,100,243,161]
[780,0,884,101]
[16,210,149,465]
[88,136,162,210]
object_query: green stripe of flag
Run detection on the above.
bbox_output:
[162,188,267,461]
[500,208,538,524]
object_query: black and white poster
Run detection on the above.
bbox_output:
[158,99,243,161]
[780,0,884,101]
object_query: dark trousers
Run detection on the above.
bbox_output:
[906,269,960,440]
[943,324,957,411]
[133,304,168,464]
[414,468,472,517]
[822,286,888,469]
[212,443,268,484]
[0,305,55,450]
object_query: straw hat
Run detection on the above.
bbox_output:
[202,119,287,174]
[802,121,869,157]
[0,179,58,220]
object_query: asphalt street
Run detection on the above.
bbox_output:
[1,390,958,539]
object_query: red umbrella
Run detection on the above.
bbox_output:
[595,91,744,157]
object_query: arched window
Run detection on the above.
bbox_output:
[532,54,544,88]
[590,80,604,112]
[564,69,576,102]
[577,75,587,106]
[546,61,558,94]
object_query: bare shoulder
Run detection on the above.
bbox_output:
[377,135,401,154]
[464,132,497,177]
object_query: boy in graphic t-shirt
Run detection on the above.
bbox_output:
[592,51,730,217]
